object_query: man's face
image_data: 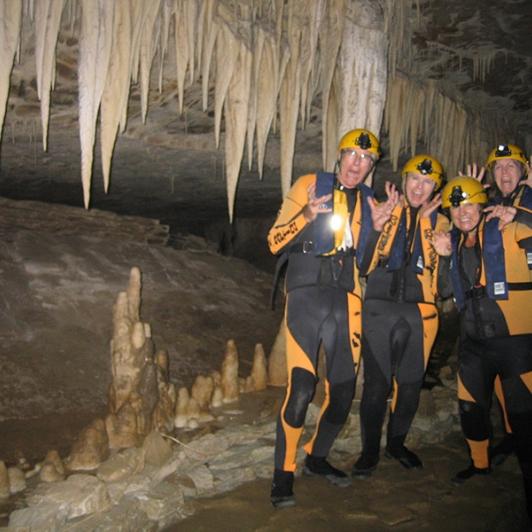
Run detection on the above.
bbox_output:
[493,159,524,197]
[337,148,375,189]
[404,172,436,208]
[450,203,482,233]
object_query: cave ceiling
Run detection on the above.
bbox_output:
[0,0,531,230]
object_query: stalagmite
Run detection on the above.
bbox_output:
[153,350,177,433]
[268,321,287,387]
[250,343,268,391]
[78,0,114,209]
[191,375,215,411]
[34,0,65,152]
[221,339,240,403]
[66,418,110,471]
[211,385,223,408]
[0,0,22,139]
[106,267,171,448]
[186,397,200,428]
[40,449,65,482]
[7,467,25,495]
[174,386,190,429]
[0,461,9,499]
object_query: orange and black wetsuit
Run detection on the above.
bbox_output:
[267,172,375,473]
[439,212,532,516]
[357,202,448,463]
[489,185,532,447]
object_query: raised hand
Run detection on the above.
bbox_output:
[432,231,452,256]
[419,193,442,219]
[303,183,332,222]
[524,156,532,188]
[368,181,400,232]
[459,163,490,189]
[484,204,517,230]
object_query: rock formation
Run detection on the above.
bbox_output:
[221,339,240,403]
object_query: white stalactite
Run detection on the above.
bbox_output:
[1,0,396,217]
[78,0,114,209]
[100,0,132,193]
[139,0,162,123]
[0,0,22,139]
[333,1,387,183]
[34,0,65,151]
[224,32,252,222]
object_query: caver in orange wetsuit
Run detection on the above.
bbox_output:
[267,129,385,508]
[437,176,532,520]
[352,155,449,477]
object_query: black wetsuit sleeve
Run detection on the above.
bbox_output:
[437,255,453,299]
[514,208,532,228]
[358,228,381,277]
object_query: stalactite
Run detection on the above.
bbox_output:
[100,0,132,193]
[383,74,513,178]
[34,0,65,152]
[174,0,190,114]
[200,0,217,112]
[139,0,162,123]
[78,0,114,208]
[0,0,22,139]
[319,0,344,171]
[223,15,252,222]
[2,0,393,216]
[279,1,303,197]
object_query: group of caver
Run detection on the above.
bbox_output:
[267,128,532,520]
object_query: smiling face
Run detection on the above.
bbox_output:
[492,159,525,197]
[404,172,436,208]
[450,203,482,234]
[337,148,375,189]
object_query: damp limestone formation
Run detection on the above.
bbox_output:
[0,0,390,217]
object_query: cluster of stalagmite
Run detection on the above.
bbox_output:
[0,266,287,498]
[0,0,388,217]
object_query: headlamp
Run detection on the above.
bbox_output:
[449,186,466,207]
[416,158,434,175]
[330,214,344,231]
[355,133,372,150]
[495,144,512,158]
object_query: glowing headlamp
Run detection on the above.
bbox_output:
[330,214,344,231]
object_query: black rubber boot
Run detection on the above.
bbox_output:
[385,444,423,469]
[490,434,515,466]
[270,469,296,508]
[352,453,379,479]
[451,463,491,485]
[303,454,352,487]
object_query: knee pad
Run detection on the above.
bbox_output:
[459,400,489,439]
[324,379,356,424]
[283,367,317,428]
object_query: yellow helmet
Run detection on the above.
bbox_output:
[337,129,381,159]
[441,176,488,209]
[486,143,528,168]
[402,154,444,189]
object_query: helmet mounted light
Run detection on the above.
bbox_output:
[416,158,433,175]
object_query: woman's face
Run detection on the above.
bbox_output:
[404,172,436,208]
[450,203,482,233]
[493,159,524,197]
